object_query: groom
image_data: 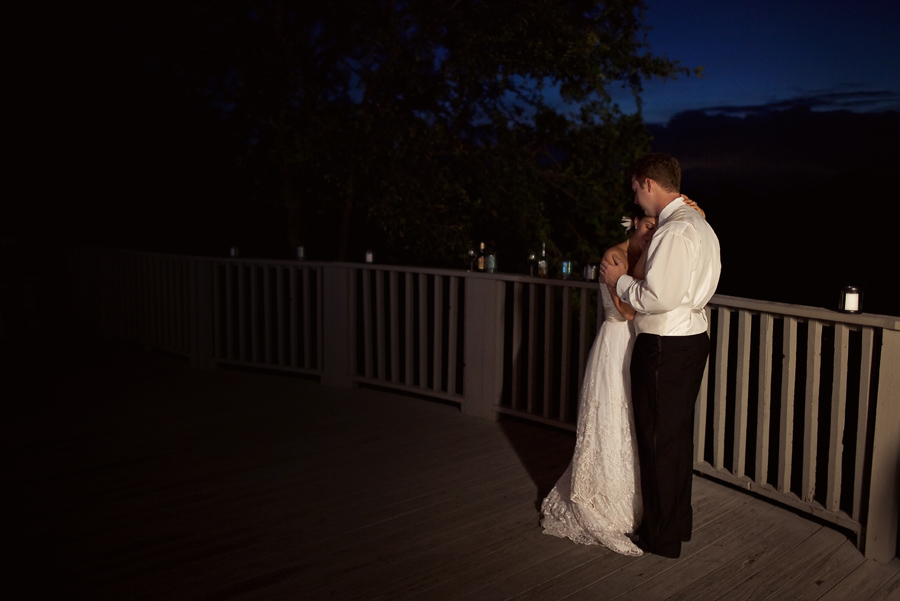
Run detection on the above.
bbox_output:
[600,153,721,558]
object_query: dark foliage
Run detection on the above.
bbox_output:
[24,1,693,270]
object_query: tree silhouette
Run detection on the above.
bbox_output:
[61,1,696,267]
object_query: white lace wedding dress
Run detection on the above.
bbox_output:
[540,285,643,556]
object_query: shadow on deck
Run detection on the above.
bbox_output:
[4,332,898,601]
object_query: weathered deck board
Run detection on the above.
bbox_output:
[6,336,898,601]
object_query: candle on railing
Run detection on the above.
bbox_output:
[296,245,305,260]
[365,250,374,264]
[839,286,862,313]
[230,247,240,258]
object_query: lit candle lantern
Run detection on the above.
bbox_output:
[839,286,862,313]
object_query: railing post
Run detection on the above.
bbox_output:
[462,277,505,419]
[191,258,216,370]
[322,264,354,388]
[864,328,900,561]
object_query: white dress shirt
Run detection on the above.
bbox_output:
[616,197,721,336]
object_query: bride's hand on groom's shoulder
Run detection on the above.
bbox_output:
[683,195,706,219]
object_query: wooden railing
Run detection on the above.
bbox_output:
[210,258,323,375]
[694,296,899,563]
[64,247,324,375]
[65,247,197,357]
[63,248,899,562]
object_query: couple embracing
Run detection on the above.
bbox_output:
[541,153,721,559]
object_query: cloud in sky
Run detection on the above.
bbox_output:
[696,86,900,118]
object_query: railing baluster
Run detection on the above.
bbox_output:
[733,310,752,477]
[289,267,298,368]
[142,253,150,342]
[577,288,588,398]
[172,258,180,350]
[827,323,850,512]
[375,269,386,380]
[111,251,121,337]
[362,269,373,378]
[250,264,260,363]
[167,256,175,348]
[542,285,554,418]
[713,308,730,469]
[174,258,181,351]
[432,275,444,393]
[238,264,248,361]
[418,274,428,388]
[226,263,235,360]
[348,266,358,376]
[389,270,399,384]
[151,254,158,345]
[212,262,221,358]
[182,259,191,352]
[145,254,153,343]
[167,257,174,348]
[276,266,285,367]
[802,320,823,504]
[146,255,155,344]
[263,265,272,365]
[303,267,312,370]
[510,283,523,408]
[527,283,538,414]
[694,307,712,463]
[778,316,798,494]
[316,267,324,371]
[405,274,414,387]
[559,286,571,422]
[156,256,164,347]
[129,252,137,340]
[114,251,124,338]
[756,313,775,485]
[127,254,143,340]
[447,276,459,395]
[137,253,145,341]
[158,256,166,347]
[852,327,875,521]
[123,252,133,340]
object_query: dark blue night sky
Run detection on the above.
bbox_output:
[617,0,900,125]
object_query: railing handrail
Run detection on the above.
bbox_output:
[329,261,900,330]
[65,248,900,329]
[710,293,900,330]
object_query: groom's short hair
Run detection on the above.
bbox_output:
[630,153,681,193]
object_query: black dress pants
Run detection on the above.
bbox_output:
[630,332,709,558]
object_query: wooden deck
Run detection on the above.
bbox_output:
[5,334,898,601]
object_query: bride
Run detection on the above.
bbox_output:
[540,199,703,556]
[539,210,654,555]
